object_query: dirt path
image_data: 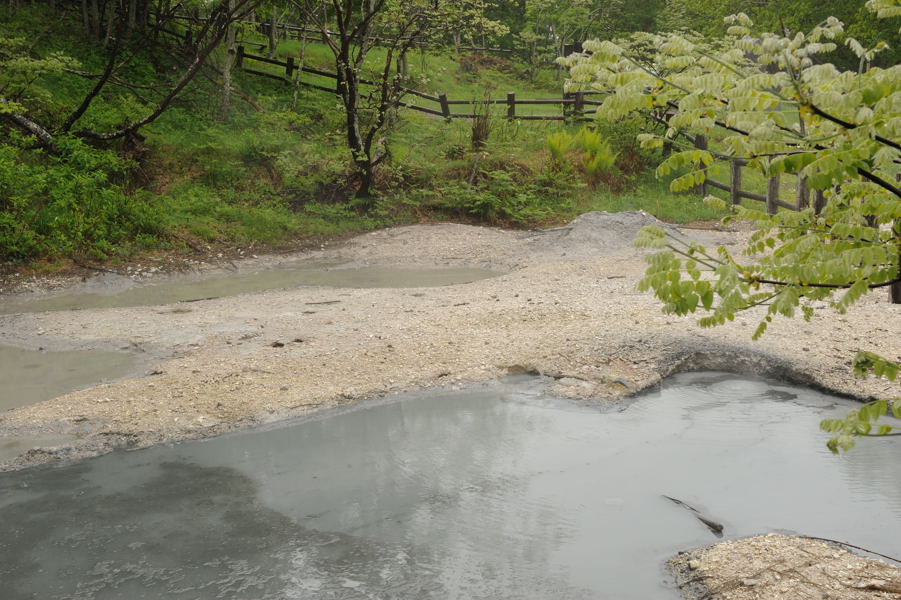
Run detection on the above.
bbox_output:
[1,210,900,598]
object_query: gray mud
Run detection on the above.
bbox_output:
[1,372,898,600]
[0,264,503,314]
[0,344,138,411]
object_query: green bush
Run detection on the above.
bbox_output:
[0,139,163,261]
[419,166,579,227]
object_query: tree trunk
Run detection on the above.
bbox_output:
[82,0,90,35]
[220,0,236,120]
[89,0,100,38]
[267,11,277,57]
[103,0,116,46]
[290,31,310,112]
[892,218,901,304]
[128,0,136,30]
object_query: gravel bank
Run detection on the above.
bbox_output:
[0,211,897,468]
[670,534,901,599]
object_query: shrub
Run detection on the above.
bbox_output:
[0,139,163,261]
[546,126,619,187]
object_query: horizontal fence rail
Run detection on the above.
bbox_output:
[234,46,599,123]
[689,135,825,216]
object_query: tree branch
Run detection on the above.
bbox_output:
[808,103,901,153]
[0,98,58,153]
[75,0,260,141]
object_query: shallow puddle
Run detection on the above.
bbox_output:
[0,264,503,314]
[0,435,78,464]
[0,345,138,412]
[1,372,899,599]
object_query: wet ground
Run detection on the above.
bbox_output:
[0,262,503,459]
[1,372,898,600]
[0,345,138,412]
[0,263,503,314]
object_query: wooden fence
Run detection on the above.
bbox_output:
[235,46,818,216]
[687,135,825,216]
[236,46,601,121]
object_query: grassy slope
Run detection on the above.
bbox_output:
[1,7,727,267]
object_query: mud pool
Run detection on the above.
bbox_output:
[0,344,138,411]
[0,264,502,314]
[1,372,899,600]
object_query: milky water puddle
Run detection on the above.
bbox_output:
[0,344,138,412]
[0,372,898,599]
[0,264,503,314]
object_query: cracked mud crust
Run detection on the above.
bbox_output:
[670,534,901,600]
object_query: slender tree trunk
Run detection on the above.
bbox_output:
[290,31,309,111]
[104,0,116,46]
[89,0,101,38]
[220,0,236,120]
[892,218,901,304]
[82,0,91,35]
[128,0,136,30]
[267,11,277,57]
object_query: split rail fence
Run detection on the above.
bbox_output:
[235,45,815,216]
[235,46,601,121]
[686,134,825,216]
[149,8,820,220]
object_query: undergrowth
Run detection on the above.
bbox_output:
[0,5,727,266]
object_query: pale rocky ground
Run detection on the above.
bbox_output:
[671,534,901,600]
[1,211,899,597]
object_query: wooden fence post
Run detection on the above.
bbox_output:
[286,56,295,79]
[797,176,810,210]
[693,135,708,196]
[892,218,900,304]
[813,189,826,215]
[729,159,742,206]
[506,91,515,121]
[562,91,572,122]
[766,175,780,214]
[574,91,584,121]
[235,45,244,69]
[438,93,451,120]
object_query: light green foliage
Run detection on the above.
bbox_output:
[546,130,572,164]
[820,352,901,452]
[658,0,900,69]
[566,8,901,451]
[431,0,510,50]
[546,126,618,186]
[0,36,79,114]
[0,139,162,260]
[573,127,618,185]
